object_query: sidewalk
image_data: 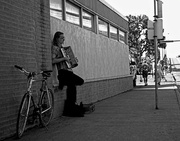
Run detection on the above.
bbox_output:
[5,73,180,141]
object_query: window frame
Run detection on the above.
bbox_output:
[82,10,94,31]
[65,1,81,26]
[50,0,63,20]
[110,24,118,41]
[119,29,126,43]
[98,18,108,37]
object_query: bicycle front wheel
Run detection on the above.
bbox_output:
[40,89,54,127]
[16,93,31,138]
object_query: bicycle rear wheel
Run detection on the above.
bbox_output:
[16,93,31,138]
[40,89,54,127]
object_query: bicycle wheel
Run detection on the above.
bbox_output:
[39,89,54,127]
[16,93,31,138]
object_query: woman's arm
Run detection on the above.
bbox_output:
[52,57,69,64]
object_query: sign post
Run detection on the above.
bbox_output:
[147,0,164,109]
[153,0,163,109]
[154,0,158,109]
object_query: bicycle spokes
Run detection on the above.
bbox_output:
[40,90,54,127]
[41,93,51,113]
[17,94,31,138]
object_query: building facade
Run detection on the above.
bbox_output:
[0,0,133,139]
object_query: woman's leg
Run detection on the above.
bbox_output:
[58,70,84,86]
[145,74,148,84]
[66,85,76,103]
[145,77,148,85]
[58,70,84,103]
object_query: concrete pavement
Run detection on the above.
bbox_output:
[4,73,180,141]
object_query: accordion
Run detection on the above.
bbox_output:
[60,46,78,69]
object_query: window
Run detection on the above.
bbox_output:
[119,30,126,43]
[110,25,118,40]
[98,19,108,36]
[50,0,63,19]
[82,10,93,31]
[66,1,80,25]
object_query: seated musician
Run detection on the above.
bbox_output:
[51,31,84,117]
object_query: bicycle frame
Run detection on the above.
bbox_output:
[27,74,52,113]
[27,74,46,92]
[15,65,52,110]
[15,65,54,138]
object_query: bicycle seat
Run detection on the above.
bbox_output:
[43,70,52,73]
[42,70,52,77]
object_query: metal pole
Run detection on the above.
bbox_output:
[154,0,158,109]
[161,40,180,43]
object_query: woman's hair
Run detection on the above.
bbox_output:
[52,31,64,46]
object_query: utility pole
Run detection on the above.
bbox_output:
[148,0,163,109]
[154,0,158,109]
[154,0,163,109]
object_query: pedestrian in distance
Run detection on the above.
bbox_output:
[157,61,163,85]
[141,62,149,86]
[130,61,137,87]
[51,31,85,117]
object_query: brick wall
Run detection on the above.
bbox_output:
[0,0,51,140]
[76,76,133,104]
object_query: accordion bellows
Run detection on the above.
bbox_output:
[61,46,78,69]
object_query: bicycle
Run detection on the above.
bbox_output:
[14,65,54,138]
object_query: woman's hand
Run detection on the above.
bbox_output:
[75,57,78,62]
[63,57,70,62]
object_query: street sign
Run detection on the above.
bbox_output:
[157,0,163,18]
[147,20,154,40]
[148,19,163,40]
[156,19,163,39]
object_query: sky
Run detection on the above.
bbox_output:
[104,0,180,58]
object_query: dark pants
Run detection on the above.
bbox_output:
[142,71,148,83]
[58,69,84,103]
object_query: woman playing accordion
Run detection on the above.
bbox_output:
[52,31,85,117]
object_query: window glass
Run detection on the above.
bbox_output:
[82,10,93,30]
[119,30,125,43]
[50,0,63,19]
[50,0,62,9]
[98,19,108,36]
[110,25,118,40]
[50,10,63,19]
[66,2,80,25]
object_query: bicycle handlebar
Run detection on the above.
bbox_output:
[14,65,30,76]
[14,65,23,70]
[14,65,52,77]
